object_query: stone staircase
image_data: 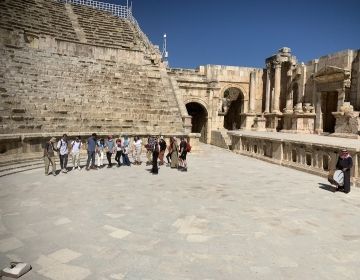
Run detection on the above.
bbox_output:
[211,129,232,150]
[0,153,44,177]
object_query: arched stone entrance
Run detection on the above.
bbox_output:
[222,87,244,130]
[185,102,208,142]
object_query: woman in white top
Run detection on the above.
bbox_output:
[132,136,142,165]
[71,136,82,170]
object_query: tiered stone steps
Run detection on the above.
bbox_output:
[0,153,44,177]
[0,49,184,133]
[71,3,137,49]
[0,0,78,42]
[0,0,185,135]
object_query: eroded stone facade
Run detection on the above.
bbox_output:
[171,48,360,143]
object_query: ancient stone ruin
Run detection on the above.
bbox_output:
[0,0,359,185]
[0,0,192,155]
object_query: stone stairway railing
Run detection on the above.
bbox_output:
[228,131,360,188]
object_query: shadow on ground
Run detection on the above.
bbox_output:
[318,183,337,193]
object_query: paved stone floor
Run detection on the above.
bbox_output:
[0,144,360,280]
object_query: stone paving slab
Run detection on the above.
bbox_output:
[230,130,360,150]
[0,144,360,279]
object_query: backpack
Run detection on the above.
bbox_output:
[186,142,192,153]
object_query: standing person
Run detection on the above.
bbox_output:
[115,138,122,167]
[86,133,97,170]
[158,136,167,165]
[43,137,58,176]
[97,138,105,168]
[166,139,172,165]
[178,137,188,171]
[170,137,179,169]
[151,137,160,174]
[132,136,142,165]
[70,136,82,170]
[335,148,353,193]
[122,136,131,166]
[57,134,69,173]
[105,135,115,168]
[145,136,154,165]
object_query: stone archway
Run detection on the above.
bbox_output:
[185,102,208,142]
[222,87,245,130]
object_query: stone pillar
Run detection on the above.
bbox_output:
[273,62,281,113]
[315,91,323,133]
[312,59,319,107]
[337,87,346,111]
[249,71,256,113]
[285,68,293,112]
[265,66,271,113]
[299,63,306,106]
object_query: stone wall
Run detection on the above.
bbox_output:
[350,50,360,111]
[169,65,264,143]
[304,49,356,103]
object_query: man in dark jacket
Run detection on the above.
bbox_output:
[336,148,353,193]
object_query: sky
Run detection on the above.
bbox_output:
[104,0,360,69]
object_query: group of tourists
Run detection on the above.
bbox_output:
[43,133,191,176]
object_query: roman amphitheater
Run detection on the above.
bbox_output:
[0,0,359,279]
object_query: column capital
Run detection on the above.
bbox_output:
[273,61,281,68]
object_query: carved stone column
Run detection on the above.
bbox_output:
[249,71,256,113]
[337,87,346,111]
[273,62,281,113]
[312,59,319,107]
[265,65,271,113]
[315,91,323,133]
[285,68,293,113]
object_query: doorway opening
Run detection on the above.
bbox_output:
[321,91,337,133]
[185,102,208,142]
[223,87,244,130]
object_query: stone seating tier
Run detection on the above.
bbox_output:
[0,0,144,51]
[0,44,184,134]
[71,4,137,49]
[0,0,78,42]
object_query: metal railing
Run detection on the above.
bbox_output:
[57,0,159,54]
[59,0,129,18]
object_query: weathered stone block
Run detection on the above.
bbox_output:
[12,108,26,113]
[11,116,24,121]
